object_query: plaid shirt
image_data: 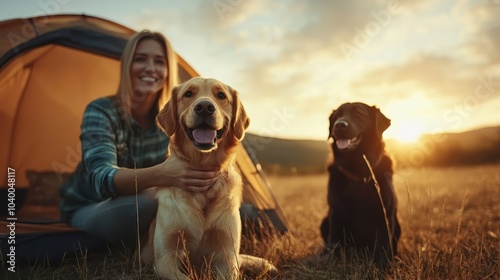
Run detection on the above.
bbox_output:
[60,97,168,222]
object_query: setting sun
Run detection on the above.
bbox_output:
[389,120,425,143]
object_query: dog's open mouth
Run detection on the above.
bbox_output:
[335,135,361,151]
[184,124,225,150]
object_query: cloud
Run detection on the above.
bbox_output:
[130,0,499,139]
[453,0,500,64]
[229,1,392,101]
[199,0,263,27]
[349,54,475,99]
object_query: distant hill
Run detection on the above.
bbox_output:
[388,126,500,168]
[243,133,330,175]
[244,126,500,175]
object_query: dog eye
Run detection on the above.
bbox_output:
[183,90,193,98]
[217,92,227,99]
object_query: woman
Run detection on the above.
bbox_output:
[60,30,220,247]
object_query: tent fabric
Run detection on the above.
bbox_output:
[237,143,288,234]
[0,14,133,57]
[0,14,288,263]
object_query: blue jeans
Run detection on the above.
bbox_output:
[70,192,157,248]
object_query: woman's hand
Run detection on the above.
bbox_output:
[156,156,221,192]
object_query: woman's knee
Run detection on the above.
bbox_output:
[137,191,158,223]
[69,194,157,245]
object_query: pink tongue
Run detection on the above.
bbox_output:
[192,128,216,144]
[336,139,351,149]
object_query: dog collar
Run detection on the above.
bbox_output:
[338,165,372,184]
[336,152,384,184]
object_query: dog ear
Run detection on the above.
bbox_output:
[328,110,336,140]
[372,106,391,137]
[229,86,250,141]
[156,86,179,137]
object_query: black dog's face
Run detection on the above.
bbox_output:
[328,102,390,153]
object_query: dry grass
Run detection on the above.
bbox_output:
[4,164,500,279]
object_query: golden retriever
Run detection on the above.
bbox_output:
[141,77,276,279]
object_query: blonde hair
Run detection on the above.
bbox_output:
[116,30,179,118]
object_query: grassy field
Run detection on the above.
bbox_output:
[264,164,500,279]
[4,164,500,279]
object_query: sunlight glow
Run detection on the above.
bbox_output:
[391,120,425,143]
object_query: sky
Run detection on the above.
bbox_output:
[1,0,499,141]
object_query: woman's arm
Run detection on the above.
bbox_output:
[113,156,221,195]
[81,99,220,198]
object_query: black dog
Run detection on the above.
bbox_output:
[320,102,401,268]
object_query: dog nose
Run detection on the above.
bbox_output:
[194,100,216,116]
[334,120,348,129]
